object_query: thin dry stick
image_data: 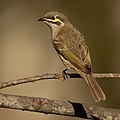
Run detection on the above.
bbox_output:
[0,93,120,120]
[0,73,120,89]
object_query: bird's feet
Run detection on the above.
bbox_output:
[62,69,70,79]
[58,69,69,81]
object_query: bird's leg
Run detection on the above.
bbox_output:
[59,68,82,80]
[62,69,70,79]
[63,69,81,78]
[58,69,69,81]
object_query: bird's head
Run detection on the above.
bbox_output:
[38,11,69,33]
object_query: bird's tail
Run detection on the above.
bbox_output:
[84,74,106,102]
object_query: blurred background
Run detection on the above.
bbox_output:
[0,0,120,120]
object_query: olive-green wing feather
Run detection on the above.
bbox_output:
[60,49,90,74]
[52,41,90,74]
[54,25,91,73]
[69,28,92,71]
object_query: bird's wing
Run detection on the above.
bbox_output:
[54,26,91,73]
[69,28,91,70]
[60,49,90,74]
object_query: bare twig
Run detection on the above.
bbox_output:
[0,93,120,120]
[0,73,62,89]
[0,73,120,89]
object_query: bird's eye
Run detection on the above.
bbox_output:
[52,17,55,20]
[50,16,56,20]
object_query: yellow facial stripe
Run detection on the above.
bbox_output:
[52,18,60,22]
[48,16,60,23]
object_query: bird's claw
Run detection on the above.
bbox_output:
[62,69,69,79]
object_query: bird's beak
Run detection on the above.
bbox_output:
[38,17,47,21]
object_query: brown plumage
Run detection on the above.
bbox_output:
[38,11,106,102]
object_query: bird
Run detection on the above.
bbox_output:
[38,11,106,102]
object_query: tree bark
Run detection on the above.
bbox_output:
[0,93,120,120]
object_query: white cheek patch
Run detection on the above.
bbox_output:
[59,20,64,27]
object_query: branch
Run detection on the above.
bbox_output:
[0,74,120,119]
[0,93,120,120]
[0,73,120,89]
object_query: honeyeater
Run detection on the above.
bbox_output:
[38,11,106,102]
